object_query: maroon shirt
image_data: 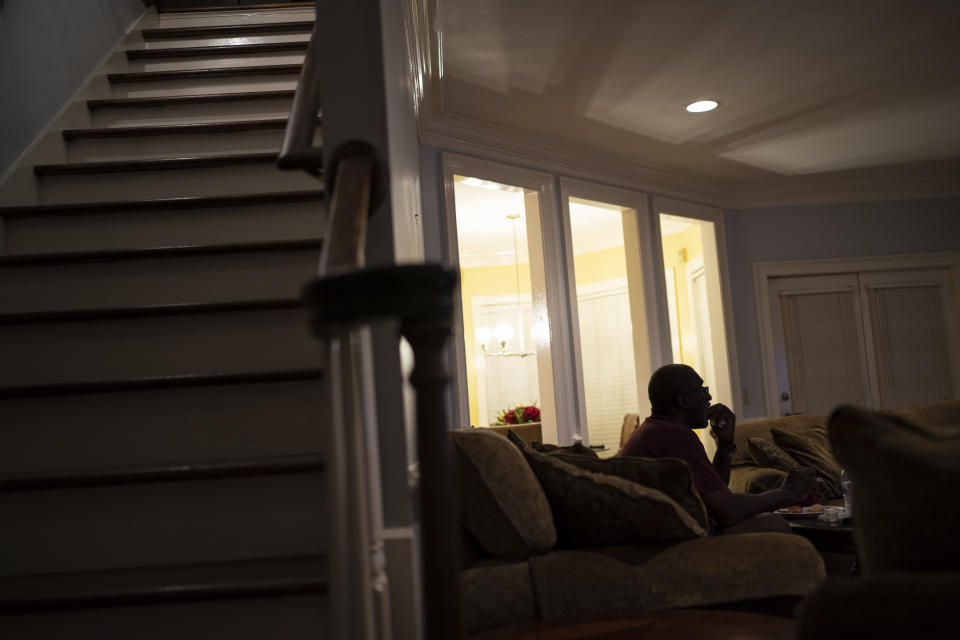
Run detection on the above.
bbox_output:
[618,415,727,495]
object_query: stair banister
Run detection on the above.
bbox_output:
[282,5,462,635]
[302,137,461,639]
[277,22,323,174]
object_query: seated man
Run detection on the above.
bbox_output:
[619,364,817,534]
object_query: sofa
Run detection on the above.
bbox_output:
[727,401,960,502]
[796,402,960,637]
[453,427,826,635]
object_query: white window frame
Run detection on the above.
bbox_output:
[651,196,741,416]
[441,153,574,444]
[559,178,662,443]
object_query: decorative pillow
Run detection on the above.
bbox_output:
[548,454,709,530]
[452,429,557,560]
[771,425,842,499]
[828,405,960,572]
[505,428,528,451]
[531,440,599,459]
[521,449,707,547]
[747,436,801,472]
[729,466,788,494]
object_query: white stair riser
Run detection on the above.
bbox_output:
[0,380,324,474]
[1,308,318,387]
[89,98,296,127]
[66,128,313,162]
[38,164,318,203]
[150,9,316,30]
[0,249,319,313]
[111,76,298,99]
[131,33,311,49]
[5,200,325,254]
[0,473,326,576]
[109,51,305,74]
[4,595,327,640]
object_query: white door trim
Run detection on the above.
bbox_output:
[754,252,960,416]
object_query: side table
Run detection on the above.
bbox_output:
[787,517,859,576]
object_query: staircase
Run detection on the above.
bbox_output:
[0,3,334,637]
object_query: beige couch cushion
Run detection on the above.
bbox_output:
[529,533,825,619]
[460,559,538,634]
[729,466,788,494]
[771,424,843,499]
[890,400,960,427]
[452,428,556,560]
[522,450,707,546]
[747,436,800,471]
[828,404,960,573]
[733,414,825,467]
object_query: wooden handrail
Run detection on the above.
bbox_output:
[317,155,372,275]
[277,23,323,174]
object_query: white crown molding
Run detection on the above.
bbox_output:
[732,173,960,209]
[420,111,735,209]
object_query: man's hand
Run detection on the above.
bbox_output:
[707,403,736,451]
[780,466,818,503]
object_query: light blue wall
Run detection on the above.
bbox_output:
[0,0,146,177]
[724,197,960,418]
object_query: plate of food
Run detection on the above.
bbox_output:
[775,504,825,518]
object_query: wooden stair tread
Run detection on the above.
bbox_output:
[0,368,324,399]
[0,555,327,612]
[34,152,284,175]
[142,21,314,39]
[61,118,315,140]
[158,2,315,13]
[108,64,302,84]
[0,453,325,492]
[0,190,323,219]
[0,298,303,325]
[126,41,307,60]
[0,237,322,266]
[87,89,295,110]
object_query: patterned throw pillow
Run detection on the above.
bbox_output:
[452,429,557,560]
[531,440,600,459]
[548,454,709,531]
[771,425,842,499]
[747,436,801,472]
[522,449,707,547]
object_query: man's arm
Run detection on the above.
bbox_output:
[701,466,817,528]
[707,404,736,485]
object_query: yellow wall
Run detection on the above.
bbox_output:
[572,245,628,284]
[661,224,703,366]
[661,222,712,447]
[459,263,533,427]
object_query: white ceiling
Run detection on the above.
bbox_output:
[427,0,960,205]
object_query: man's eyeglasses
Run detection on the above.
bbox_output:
[685,385,709,396]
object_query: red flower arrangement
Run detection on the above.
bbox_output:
[496,403,541,425]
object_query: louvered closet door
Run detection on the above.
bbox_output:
[770,274,870,416]
[860,268,956,409]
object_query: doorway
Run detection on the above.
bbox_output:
[756,254,960,416]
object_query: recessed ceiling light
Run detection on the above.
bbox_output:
[685,100,719,113]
